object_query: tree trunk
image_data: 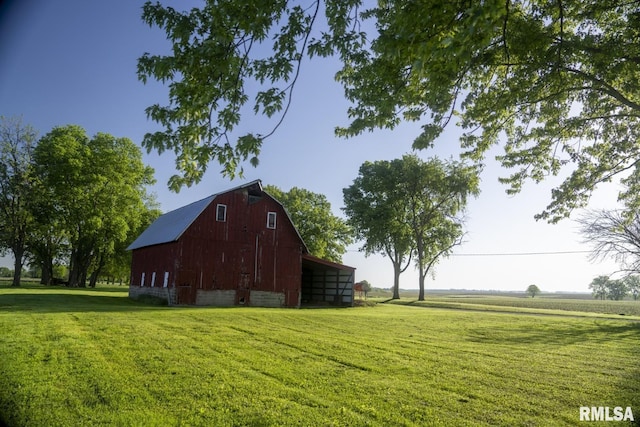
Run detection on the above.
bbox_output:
[89,270,99,288]
[418,275,425,301]
[417,237,425,301]
[392,263,401,299]
[12,247,24,287]
[89,254,105,288]
[68,250,80,287]
[79,268,87,288]
[41,264,51,286]
[40,254,54,285]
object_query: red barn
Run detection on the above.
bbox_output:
[127,180,355,307]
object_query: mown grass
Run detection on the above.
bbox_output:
[0,285,639,426]
[378,295,640,319]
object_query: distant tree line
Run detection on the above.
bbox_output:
[0,117,160,287]
[0,266,34,279]
[588,275,640,301]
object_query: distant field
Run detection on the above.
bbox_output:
[368,288,640,318]
[0,284,638,426]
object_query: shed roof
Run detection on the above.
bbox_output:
[302,254,355,272]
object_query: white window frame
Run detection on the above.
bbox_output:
[163,272,169,288]
[141,272,145,287]
[216,204,227,222]
[151,271,156,287]
[267,211,277,229]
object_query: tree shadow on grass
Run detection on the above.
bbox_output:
[0,290,173,313]
[467,320,640,347]
[467,320,640,424]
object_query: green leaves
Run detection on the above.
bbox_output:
[335,0,640,221]
[34,125,156,286]
[343,154,480,298]
[141,0,640,222]
[138,0,326,189]
[0,117,38,285]
[265,184,353,263]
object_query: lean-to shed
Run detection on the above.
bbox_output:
[127,180,355,307]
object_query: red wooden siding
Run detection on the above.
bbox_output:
[130,184,305,307]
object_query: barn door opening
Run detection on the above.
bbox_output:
[300,255,355,306]
[176,269,197,305]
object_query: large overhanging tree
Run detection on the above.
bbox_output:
[139,1,640,221]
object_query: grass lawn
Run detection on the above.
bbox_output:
[378,295,640,319]
[0,285,639,426]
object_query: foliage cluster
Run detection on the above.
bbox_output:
[526,284,541,298]
[139,1,640,224]
[0,117,159,287]
[1,285,638,426]
[264,185,353,263]
[343,155,479,300]
[589,275,640,301]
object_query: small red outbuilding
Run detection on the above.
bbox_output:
[127,180,355,307]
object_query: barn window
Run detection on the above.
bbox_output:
[163,272,169,288]
[216,204,227,222]
[267,212,277,229]
[151,272,156,287]
[141,272,145,287]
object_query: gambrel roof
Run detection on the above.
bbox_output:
[126,180,309,252]
[126,194,216,251]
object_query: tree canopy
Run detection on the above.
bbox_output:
[33,125,157,287]
[344,154,479,299]
[588,275,610,300]
[140,1,640,221]
[588,275,629,301]
[265,184,353,263]
[0,116,37,286]
[526,284,541,298]
[343,157,415,298]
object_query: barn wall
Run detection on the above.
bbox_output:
[129,242,181,301]
[148,187,303,307]
[129,285,175,304]
[195,289,236,306]
[250,290,286,307]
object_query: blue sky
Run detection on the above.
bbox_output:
[0,0,622,292]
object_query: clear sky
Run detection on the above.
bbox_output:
[0,0,623,292]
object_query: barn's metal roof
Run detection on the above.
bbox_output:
[127,180,266,251]
[126,179,313,253]
[126,194,216,250]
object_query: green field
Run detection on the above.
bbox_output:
[372,292,640,319]
[1,285,639,426]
